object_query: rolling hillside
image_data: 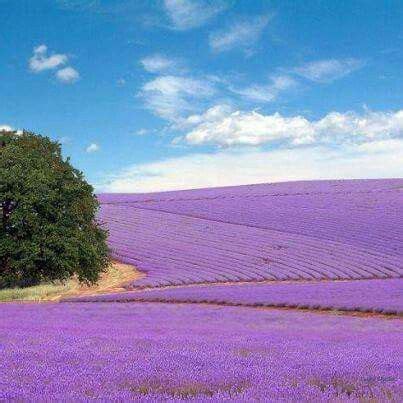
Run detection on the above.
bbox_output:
[97,179,403,289]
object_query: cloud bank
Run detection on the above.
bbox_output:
[178,106,403,147]
[100,139,403,193]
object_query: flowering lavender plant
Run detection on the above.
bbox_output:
[1,302,402,401]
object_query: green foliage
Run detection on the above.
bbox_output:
[0,130,110,288]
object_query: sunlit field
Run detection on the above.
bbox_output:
[2,179,402,401]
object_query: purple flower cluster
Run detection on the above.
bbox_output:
[65,278,403,315]
[98,179,403,289]
[1,302,402,401]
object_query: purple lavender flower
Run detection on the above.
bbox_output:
[1,302,402,401]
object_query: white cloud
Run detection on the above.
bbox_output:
[29,44,80,84]
[99,140,403,192]
[0,125,13,131]
[182,106,314,146]
[56,67,80,83]
[355,138,403,153]
[164,0,226,30]
[143,75,214,97]
[86,143,99,153]
[140,75,216,121]
[178,104,233,128]
[294,58,364,83]
[140,54,179,74]
[134,128,149,136]
[29,45,68,73]
[231,75,297,103]
[179,106,403,147]
[209,15,270,53]
[313,110,403,142]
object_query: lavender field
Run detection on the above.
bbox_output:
[99,179,403,288]
[1,303,402,401]
[2,179,403,401]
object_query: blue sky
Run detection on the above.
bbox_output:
[1,0,402,192]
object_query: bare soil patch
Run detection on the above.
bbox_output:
[0,262,143,302]
[50,262,144,301]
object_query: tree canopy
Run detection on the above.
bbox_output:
[0,130,110,288]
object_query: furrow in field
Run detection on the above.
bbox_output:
[65,278,403,316]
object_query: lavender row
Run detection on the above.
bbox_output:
[66,279,403,315]
[99,205,402,288]
[2,302,402,401]
[126,188,403,257]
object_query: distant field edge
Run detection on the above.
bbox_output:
[62,278,403,318]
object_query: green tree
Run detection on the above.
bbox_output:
[0,130,110,288]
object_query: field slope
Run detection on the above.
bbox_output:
[97,179,403,290]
